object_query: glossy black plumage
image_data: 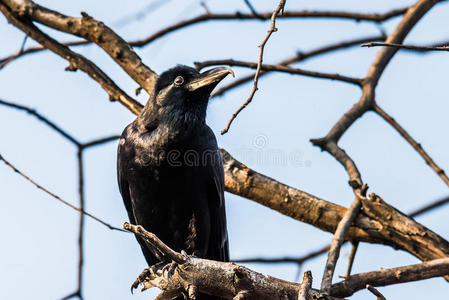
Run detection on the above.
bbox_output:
[117,65,232,298]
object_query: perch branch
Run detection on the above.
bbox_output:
[124,223,334,300]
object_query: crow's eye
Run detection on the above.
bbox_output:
[174,76,184,87]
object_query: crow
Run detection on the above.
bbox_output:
[117,65,233,299]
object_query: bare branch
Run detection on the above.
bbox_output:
[374,104,449,187]
[220,0,286,134]
[131,7,408,48]
[2,0,158,94]
[233,244,330,265]
[409,195,449,217]
[76,149,85,299]
[362,41,449,51]
[211,34,385,98]
[330,257,449,297]
[196,59,363,87]
[0,2,143,115]
[321,188,365,293]
[0,98,80,146]
[0,153,125,232]
[243,0,264,20]
[81,135,120,149]
[345,241,359,277]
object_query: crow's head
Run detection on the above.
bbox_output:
[150,65,233,120]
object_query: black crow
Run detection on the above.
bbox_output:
[117,65,233,298]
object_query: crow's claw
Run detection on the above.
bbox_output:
[130,267,152,294]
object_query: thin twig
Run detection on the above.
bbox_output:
[345,241,359,277]
[374,104,449,187]
[362,42,449,52]
[81,135,121,149]
[321,188,365,293]
[60,291,81,300]
[196,59,363,86]
[221,0,286,134]
[0,99,80,146]
[243,0,264,20]
[76,149,85,299]
[409,195,449,217]
[0,153,125,232]
[233,244,330,265]
[366,284,386,300]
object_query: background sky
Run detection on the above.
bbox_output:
[1,0,449,299]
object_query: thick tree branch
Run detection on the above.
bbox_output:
[2,0,158,95]
[124,223,334,300]
[125,223,449,299]
[0,2,143,115]
[220,149,449,264]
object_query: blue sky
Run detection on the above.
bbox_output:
[1,0,449,299]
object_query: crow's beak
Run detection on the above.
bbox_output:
[186,67,235,92]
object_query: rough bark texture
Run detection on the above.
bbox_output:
[220,149,449,264]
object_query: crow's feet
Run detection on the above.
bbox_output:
[131,262,164,293]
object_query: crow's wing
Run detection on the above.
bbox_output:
[117,127,161,265]
[204,145,229,262]
[117,130,135,225]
